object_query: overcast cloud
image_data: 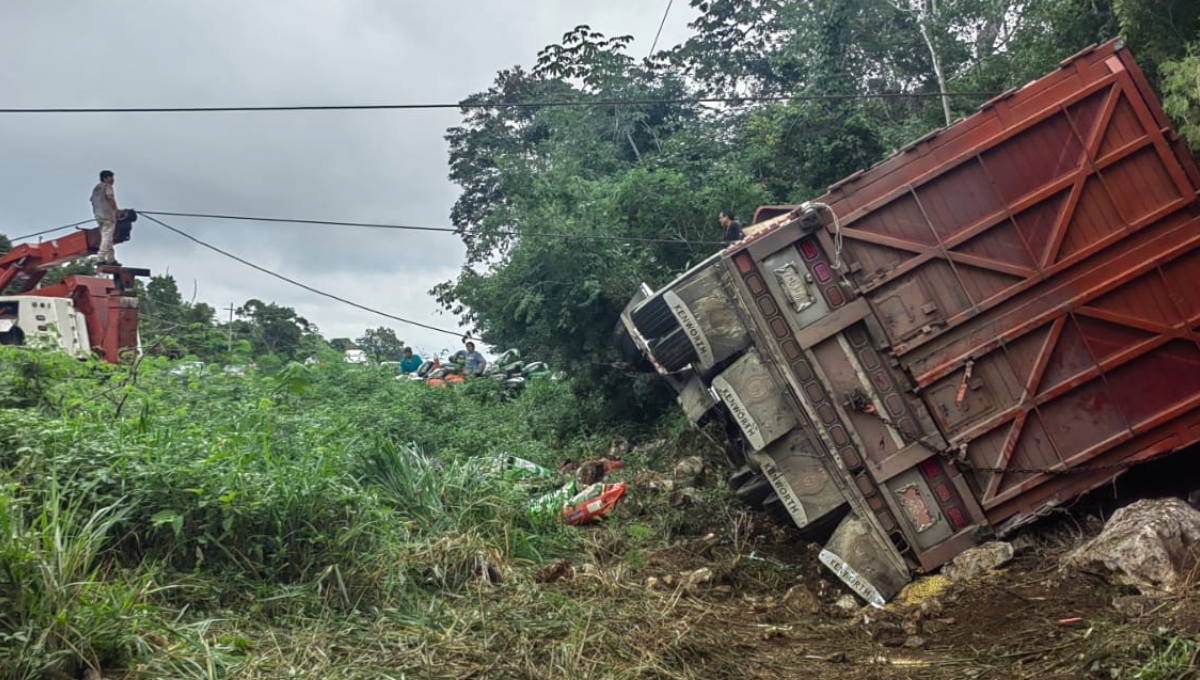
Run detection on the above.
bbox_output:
[1,1,695,358]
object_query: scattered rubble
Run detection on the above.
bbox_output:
[1063,497,1200,595]
[943,541,1014,582]
[680,567,713,592]
[672,456,707,487]
[832,594,861,616]
[781,584,820,615]
[533,559,573,584]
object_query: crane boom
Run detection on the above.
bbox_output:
[0,213,148,363]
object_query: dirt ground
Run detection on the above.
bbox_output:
[534,508,1200,680]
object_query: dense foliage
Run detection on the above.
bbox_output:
[0,345,708,678]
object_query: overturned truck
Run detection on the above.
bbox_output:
[617,40,1200,606]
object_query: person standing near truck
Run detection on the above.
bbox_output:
[399,346,422,375]
[90,170,121,265]
[463,341,487,377]
[719,209,744,244]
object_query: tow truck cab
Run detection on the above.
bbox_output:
[0,295,92,357]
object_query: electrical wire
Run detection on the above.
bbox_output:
[0,90,998,115]
[8,220,93,242]
[139,210,721,245]
[649,0,674,56]
[142,214,480,340]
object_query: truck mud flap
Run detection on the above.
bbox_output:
[673,372,718,424]
[819,513,910,608]
[748,429,847,535]
[711,350,798,451]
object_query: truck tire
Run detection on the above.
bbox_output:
[650,329,698,372]
[734,474,773,510]
[631,296,678,339]
[728,465,757,491]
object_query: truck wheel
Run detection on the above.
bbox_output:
[631,296,678,339]
[728,465,757,490]
[651,330,698,372]
[734,474,773,510]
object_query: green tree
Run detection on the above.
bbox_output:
[136,275,221,360]
[1162,44,1200,149]
[234,299,320,360]
[355,327,406,362]
[329,337,355,353]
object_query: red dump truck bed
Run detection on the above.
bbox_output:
[619,39,1200,604]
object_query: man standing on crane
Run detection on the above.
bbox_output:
[90,170,121,265]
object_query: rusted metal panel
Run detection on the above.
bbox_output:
[805,40,1200,531]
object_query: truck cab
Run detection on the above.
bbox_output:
[0,295,92,357]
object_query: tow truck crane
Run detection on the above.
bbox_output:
[0,211,149,363]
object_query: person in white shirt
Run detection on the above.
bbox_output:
[90,170,121,265]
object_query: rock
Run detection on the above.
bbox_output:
[672,456,706,488]
[781,584,820,615]
[832,594,861,616]
[680,567,713,592]
[1010,533,1038,554]
[670,487,699,507]
[1112,594,1152,619]
[943,541,1014,582]
[534,559,572,584]
[903,635,927,649]
[918,597,944,618]
[609,436,630,458]
[1063,498,1200,595]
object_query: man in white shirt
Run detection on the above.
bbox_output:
[90,170,121,265]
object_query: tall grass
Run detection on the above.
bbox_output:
[0,347,635,677]
[0,477,144,679]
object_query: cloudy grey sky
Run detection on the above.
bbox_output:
[1,1,696,358]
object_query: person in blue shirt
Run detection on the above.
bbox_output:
[463,341,487,377]
[399,347,422,375]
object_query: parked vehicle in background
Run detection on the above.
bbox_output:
[617,41,1200,606]
[169,361,206,377]
[344,349,368,365]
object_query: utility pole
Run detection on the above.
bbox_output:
[226,303,235,360]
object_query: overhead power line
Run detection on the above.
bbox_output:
[11,211,723,247]
[0,90,998,115]
[143,214,479,340]
[9,219,94,242]
[141,210,721,245]
[649,0,675,56]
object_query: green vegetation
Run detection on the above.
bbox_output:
[4,3,1200,678]
[0,345,730,678]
